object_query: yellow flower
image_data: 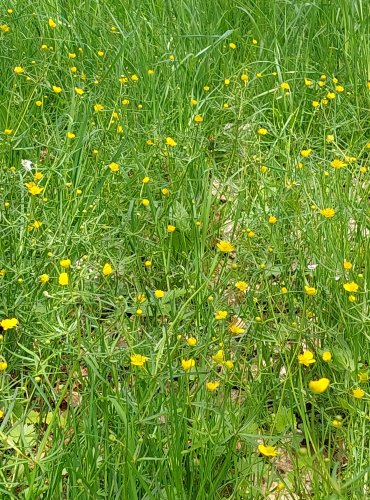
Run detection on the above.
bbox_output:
[343,282,359,293]
[131,74,139,82]
[144,260,152,268]
[194,114,203,123]
[34,171,43,181]
[258,444,278,457]
[252,39,258,45]
[39,274,50,283]
[235,281,248,292]
[212,350,224,364]
[14,66,25,74]
[343,259,352,270]
[97,50,105,57]
[206,381,220,392]
[167,225,176,233]
[130,354,148,367]
[281,287,288,294]
[4,129,13,135]
[280,82,290,90]
[353,388,365,399]
[60,259,71,269]
[0,24,10,33]
[0,361,8,371]
[330,159,347,169]
[165,137,177,147]
[66,132,75,139]
[215,310,228,320]
[300,148,312,158]
[141,199,150,206]
[312,101,320,108]
[332,419,342,429]
[109,162,119,172]
[322,351,332,362]
[142,176,150,184]
[154,289,165,299]
[268,215,277,224]
[229,323,245,335]
[0,318,19,330]
[326,134,334,142]
[309,378,330,394]
[224,78,230,85]
[203,85,210,91]
[58,272,69,286]
[320,208,335,218]
[187,337,197,347]
[304,78,313,86]
[94,103,104,112]
[327,92,335,100]
[216,240,234,253]
[257,127,268,136]
[240,73,249,82]
[304,285,316,296]
[181,358,195,371]
[52,85,62,94]
[25,182,44,195]
[335,85,344,92]
[102,263,113,276]
[147,69,154,75]
[35,100,42,107]
[48,18,56,28]
[161,188,170,196]
[74,87,85,96]
[298,350,316,367]
[122,99,130,105]
[224,360,234,369]
[229,42,236,49]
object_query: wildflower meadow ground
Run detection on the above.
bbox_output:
[0,0,369,498]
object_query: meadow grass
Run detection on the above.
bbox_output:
[0,0,369,498]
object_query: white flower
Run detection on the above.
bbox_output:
[21,159,32,171]
[307,263,318,270]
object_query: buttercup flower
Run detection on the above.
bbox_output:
[212,350,224,364]
[60,259,71,269]
[309,378,330,394]
[298,350,316,367]
[165,137,177,147]
[39,274,50,283]
[206,381,220,392]
[322,351,332,362]
[181,358,195,371]
[216,241,234,253]
[343,282,359,292]
[352,388,365,399]
[0,318,19,330]
[300,149,312,158]
[187,337,197,346]
[0,361,8,371]
[215,310,228,320]
[194,114,203,123]
[48,18,56,28]
[268,215,277,224]
[343,260,352,270]
[25,182,44,195]
[258,444,278,457]
[109,162,119,172]
[235,281,248,292]
[102,263,113,276]
[320,208,336,218]
[130,354,148,367]
[330,159,347,169]
[304,285,317,296]
[14,66,25,74]
[167,225,176,233]
[59,272,69,286]
[229,323,245,335]
[154,290,165,299]
[257,127,268,136]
